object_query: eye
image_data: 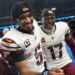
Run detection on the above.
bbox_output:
[45,17,55,21]
[19,13,32,20]
[28,13,32,17]
[19,16,26,20]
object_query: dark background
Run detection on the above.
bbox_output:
[0,0,75,20]
[0,0,75,38]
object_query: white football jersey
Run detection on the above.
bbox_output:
[1,20,45,73]
[39,21,72,70]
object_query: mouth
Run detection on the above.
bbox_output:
[46,23,53,30]
[22,22,32,27]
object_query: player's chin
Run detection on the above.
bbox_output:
[26,27,34,32]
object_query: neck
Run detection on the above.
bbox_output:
[17,28,34,34]
[41,25,56,35]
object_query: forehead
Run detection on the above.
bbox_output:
[44,15,55,18]
[21,11,30,16]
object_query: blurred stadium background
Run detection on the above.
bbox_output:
[0,0,75,65]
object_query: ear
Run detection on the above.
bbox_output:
[16,19,20,22]
[12,19,19,24]
[31,16,34,20]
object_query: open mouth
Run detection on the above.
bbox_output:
[46,23,53,30]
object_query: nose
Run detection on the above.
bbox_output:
[25,17,31,23]
[22,17,32,25]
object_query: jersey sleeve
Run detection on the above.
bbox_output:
[1,38,22,51]
[1,38,29,62]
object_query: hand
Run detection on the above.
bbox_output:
[48,68,65,75]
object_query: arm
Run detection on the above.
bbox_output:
[1,38,40,75]
[65,32,75,57]
[9,50,65,75]
[15,60,38,75]
[15,61,65,75]
[48,68,65,75]
[1,38,65,75]
[1,38,38,75]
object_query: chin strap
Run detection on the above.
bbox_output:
[66,37,75,58]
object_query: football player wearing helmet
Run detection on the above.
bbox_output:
[0,2,65,75]
[39,8,75,75]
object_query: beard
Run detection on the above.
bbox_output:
[17,24,34,34]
